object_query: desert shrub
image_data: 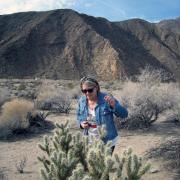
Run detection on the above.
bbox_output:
[15,156,27,173]
[27,110,53,129]
[169,99,180,122]
[173,104,180,122]
[67,82,75,89]
[17,82,26,91]
[38,122,150,180]
[118,67,180,129]
[137,65,173,85]
[0,98,53,138]
[0,98,34,138]
[50,92,72,114]
[103,80,123,91]
[35,80,55,110]
[69,86,81,99]
[36,80,72,113]
[104,81,114,89]
[163,87,180,123]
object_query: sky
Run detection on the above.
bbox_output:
[0,0,179,22]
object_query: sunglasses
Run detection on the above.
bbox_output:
[81,88,94,94]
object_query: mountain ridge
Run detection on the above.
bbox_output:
[0,9,179,81]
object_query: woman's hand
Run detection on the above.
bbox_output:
[104,95,115,108]
[80,121,90,129]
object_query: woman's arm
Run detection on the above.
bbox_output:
[76,99,89,129]
[104,95,128,118]
[112,100,128,118]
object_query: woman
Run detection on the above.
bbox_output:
[76,76,128,153]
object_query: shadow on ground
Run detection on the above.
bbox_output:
[0,119,55,142]
[146,137,180,180]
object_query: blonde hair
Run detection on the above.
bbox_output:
[80,76,100,92]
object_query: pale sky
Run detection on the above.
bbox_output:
[0,0,179,22]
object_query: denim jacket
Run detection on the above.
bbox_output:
[76,92,128,143]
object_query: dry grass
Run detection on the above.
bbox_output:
[0,98,34,138]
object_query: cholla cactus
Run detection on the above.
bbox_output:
[38,122,150,180]
[122,148,151,180]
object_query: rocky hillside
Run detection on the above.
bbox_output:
[0,9,179,81]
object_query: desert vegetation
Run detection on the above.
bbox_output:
[118,67,180,129]
[35,80,74,114]
[38,122,150,180]
[0,98,34,137]
[0,67,179,179]
[0,79,80,139]
[15,156,27,174]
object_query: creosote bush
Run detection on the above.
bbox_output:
[119,67,180,129]
[38,122,150,180]
[0,98,34,137]
[0,98,52,138]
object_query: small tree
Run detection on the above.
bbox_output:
[38,122,150,179]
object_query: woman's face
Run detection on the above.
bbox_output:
[82,83,98,100]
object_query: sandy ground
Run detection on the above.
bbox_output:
[0,111,180,180]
